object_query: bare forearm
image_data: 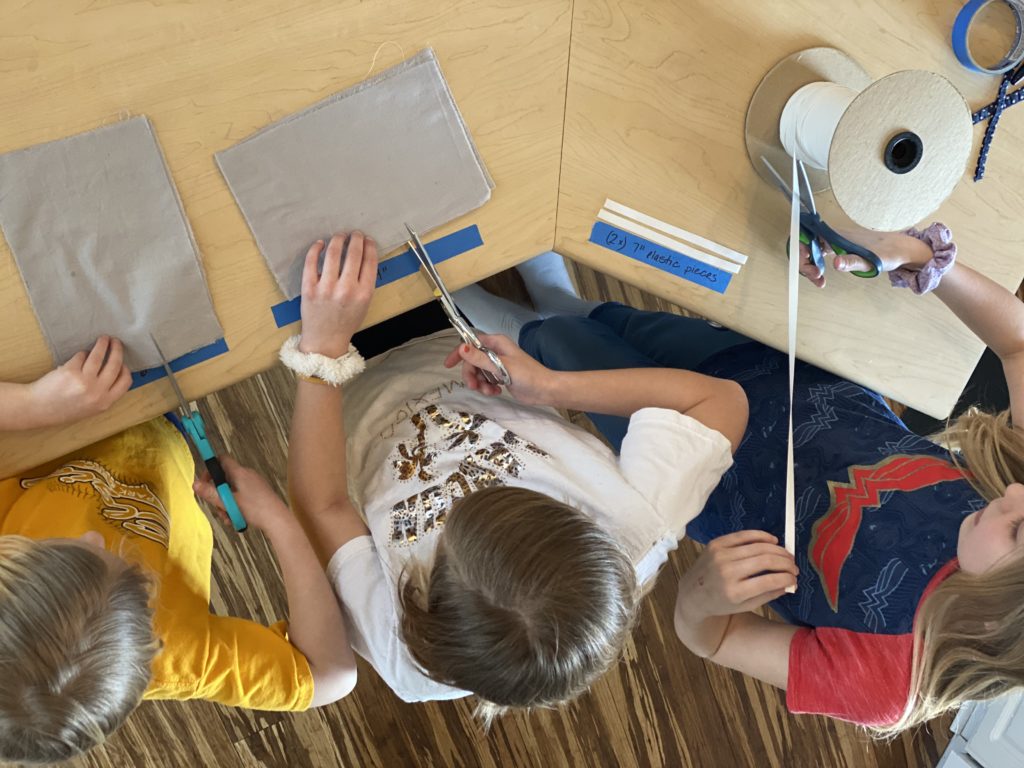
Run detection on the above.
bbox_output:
[288,381,349,516]
[674,594,731,658]
[0,382,39,431]
[933,262,1024,360]
[543,368,748,451]
[262,514,356,701]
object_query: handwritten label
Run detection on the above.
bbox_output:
[589,221,732,294]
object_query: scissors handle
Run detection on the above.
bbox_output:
[184,411,248,532]
[811,218,882,279]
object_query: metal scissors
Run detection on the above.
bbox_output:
[761,156,882,279]
[150,334,247,532]
[404,223,512,387]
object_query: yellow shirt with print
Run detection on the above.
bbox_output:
[0,417,314,711]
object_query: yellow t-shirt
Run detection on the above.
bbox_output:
[0,418,314,711]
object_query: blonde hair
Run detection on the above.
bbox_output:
[877,408,1024,735]
[399,487,638,723]
[0,536,158,763]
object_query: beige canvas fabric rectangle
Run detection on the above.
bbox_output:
[0,117,223,371]
[216,48,494,299]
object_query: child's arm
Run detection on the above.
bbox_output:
[194,456,357,705]
[287,232,377,565]
[673,530,798,688]
[827,231,1024,427]
[0,336,132,431]
[445,337,749,451]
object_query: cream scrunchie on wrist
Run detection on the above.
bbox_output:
[279,335,365,387]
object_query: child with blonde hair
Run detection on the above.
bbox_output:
[282,231,747,713]
[0,336,356,763]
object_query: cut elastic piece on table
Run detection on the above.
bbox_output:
[0,116,224,371]
[602,198,749,265]
[596,209,741,274]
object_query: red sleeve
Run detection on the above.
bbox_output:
[786,626,913,727]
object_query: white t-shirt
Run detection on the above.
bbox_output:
[327,331,732,702]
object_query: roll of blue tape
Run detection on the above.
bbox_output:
[953,0,1024,74]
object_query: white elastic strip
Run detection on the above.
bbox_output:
[597,209,742,274]
[784,154,800,591]
[603,198,749,265]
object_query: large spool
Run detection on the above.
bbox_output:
[745,48,974,231]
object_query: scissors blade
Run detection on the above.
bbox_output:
[149,334,191,414]
[796,160,817,216]
[761,156,797,202]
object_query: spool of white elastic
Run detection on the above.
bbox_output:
[779,82,857,170]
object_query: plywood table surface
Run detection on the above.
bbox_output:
[555,0,1024,420]
[0,0,572,475]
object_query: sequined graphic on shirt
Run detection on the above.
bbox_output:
[389,405,548,546]
[21,461,171,547]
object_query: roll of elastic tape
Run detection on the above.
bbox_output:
[779,82,858,170]
[952,0,1024,74]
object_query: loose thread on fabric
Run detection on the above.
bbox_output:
[363,41,407,80]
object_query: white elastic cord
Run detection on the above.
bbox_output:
[784,154,800,592]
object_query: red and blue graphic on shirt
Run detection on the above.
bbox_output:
[689,344,983,636]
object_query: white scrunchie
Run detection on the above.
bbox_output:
[279,335,365,387]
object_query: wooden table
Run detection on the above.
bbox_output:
[555,0,1024,420]
[0,0,572,475]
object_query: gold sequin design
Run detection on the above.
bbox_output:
[20,460,171,548]
[388,406,549,546]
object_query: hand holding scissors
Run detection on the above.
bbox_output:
[150,335,246,532]
[405,223,512,387]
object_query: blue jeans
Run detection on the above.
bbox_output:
[518,302,750,451]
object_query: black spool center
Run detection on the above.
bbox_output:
[884,131,923,174]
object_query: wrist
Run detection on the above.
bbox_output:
[298,336,351,358]
[19,381,55,428]
[539,370,572,408]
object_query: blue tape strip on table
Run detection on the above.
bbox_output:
[588,221,732,294]
[271,224,485,328]
[130,337,229,390]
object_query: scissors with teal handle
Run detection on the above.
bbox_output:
[150,335,247,532]
[761,156,883,279]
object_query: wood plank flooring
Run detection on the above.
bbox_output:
[49,264,953,768]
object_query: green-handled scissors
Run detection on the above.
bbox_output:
[150,335,246,532]
[761,156,882,279]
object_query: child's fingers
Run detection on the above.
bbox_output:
[98,339,124,387]
[322,233,347,281]
[359,237,379,289]
[734,572,799,608]
[476,333,518,355]
[302,240,325,295]
[110,365,132,399]
[834,253,874,273]
[192,477,226,511]
[443,346,463,369]
[461,361,479,391]
[64,350,88,372]
[340,231,363,288]
[458,344,499,377]
[709,530,779,550]
[83,336,110,377]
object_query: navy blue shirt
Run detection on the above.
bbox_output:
[690,343,983,635]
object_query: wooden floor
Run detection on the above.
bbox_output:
[52,262,953,768]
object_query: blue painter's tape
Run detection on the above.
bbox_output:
[588,221,732,294]
[952,0,1024,74]
[270,224,485,328]
[130,337,229,390]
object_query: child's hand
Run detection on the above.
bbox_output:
[299,231,378,358]
[443,334,557,406]
[26,336,132,427]
[677,530,798,622]
[799,229,933,288]
[193,455,289,533]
